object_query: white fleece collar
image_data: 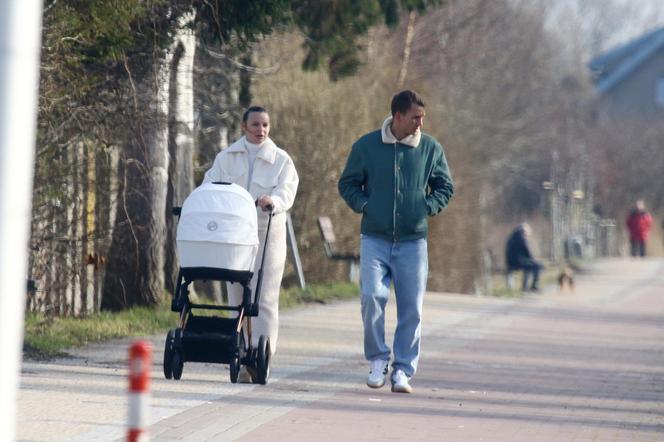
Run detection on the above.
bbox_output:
[381,116,421,147]
[226,135,277,164]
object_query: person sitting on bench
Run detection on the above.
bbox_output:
[505,222,543,292]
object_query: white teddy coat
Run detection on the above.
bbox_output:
[203,136,299,354]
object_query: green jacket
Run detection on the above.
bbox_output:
[338,129,454,242]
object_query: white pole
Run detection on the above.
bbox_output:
[0,1,44,440]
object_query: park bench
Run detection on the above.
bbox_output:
[505,268,520,291]
[317,216,359,283]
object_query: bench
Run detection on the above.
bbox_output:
[505,269,520,291]
[317,216,360,283]
[505,263,543,292]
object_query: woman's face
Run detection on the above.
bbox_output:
[242,111,270,144]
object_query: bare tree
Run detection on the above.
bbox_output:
[102,52,171,309]
[165,16,196,295]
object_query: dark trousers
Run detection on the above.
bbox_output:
[508,259,542,290]
[630,240,646,257]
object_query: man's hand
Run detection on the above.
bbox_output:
[256,195,274,212]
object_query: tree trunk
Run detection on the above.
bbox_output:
[69,141,84,315]
[191,36,243,302]
[94,145,119,313]
[102,58,171,309]
[165,20,196,296]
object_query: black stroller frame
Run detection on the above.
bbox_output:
[163,201,274,385]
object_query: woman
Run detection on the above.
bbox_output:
[203,106,298,380]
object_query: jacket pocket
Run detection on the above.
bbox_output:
[362,195,390,234]
[224,172,245,187]
[401,189,428,233]
[252,173,279,195]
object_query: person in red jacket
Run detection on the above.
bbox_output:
[626,200,653,257]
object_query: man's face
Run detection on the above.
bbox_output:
[394,104,425,137]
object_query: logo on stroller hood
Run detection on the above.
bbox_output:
[207,221,218,231]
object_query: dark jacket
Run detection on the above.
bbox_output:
[505,227,534,269]
[338,130,454,242]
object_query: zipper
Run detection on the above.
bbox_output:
[393,142,397,241]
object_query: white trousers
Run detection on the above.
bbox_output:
[227,220,287,356]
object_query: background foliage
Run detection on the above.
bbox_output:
[29,0,663,315]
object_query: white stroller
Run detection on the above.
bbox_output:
[163,181,273,384]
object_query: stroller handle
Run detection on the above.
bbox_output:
[251,210,274,315]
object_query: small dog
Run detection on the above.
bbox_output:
[557,267,575,292]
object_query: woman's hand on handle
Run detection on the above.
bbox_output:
[256,195,274,213]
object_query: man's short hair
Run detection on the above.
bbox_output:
[391,90,425,116]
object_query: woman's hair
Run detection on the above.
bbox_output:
[242,106,268,123]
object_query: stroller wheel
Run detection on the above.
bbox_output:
[229,332,244,383]
[172,349,184,380]
[255,335,270,385]
[229,355,240,383]
[163,329,175,379]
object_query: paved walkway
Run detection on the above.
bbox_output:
[17,258,664,441]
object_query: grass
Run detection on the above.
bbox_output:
[23,282,359,359]
[23,303,175,360]
[279,282,360,309]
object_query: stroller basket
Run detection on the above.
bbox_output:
[180,315,238,364]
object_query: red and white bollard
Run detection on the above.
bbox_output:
[127,340,152,442]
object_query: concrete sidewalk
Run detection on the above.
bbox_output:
[17,259,664,441]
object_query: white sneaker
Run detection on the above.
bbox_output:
[366,359,389,388]
[391,369,413,393]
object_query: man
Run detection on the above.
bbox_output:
[505,222,542,292]
[626,199,652,257]
[338,90,454,393]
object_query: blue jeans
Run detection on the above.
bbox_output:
[360,235,428,377]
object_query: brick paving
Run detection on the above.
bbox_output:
[234,259,664,442]
[17,259,664,441]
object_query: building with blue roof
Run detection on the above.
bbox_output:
[589,26,664,119]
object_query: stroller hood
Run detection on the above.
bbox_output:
[177,182,258,246]
[177,182,259,271]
